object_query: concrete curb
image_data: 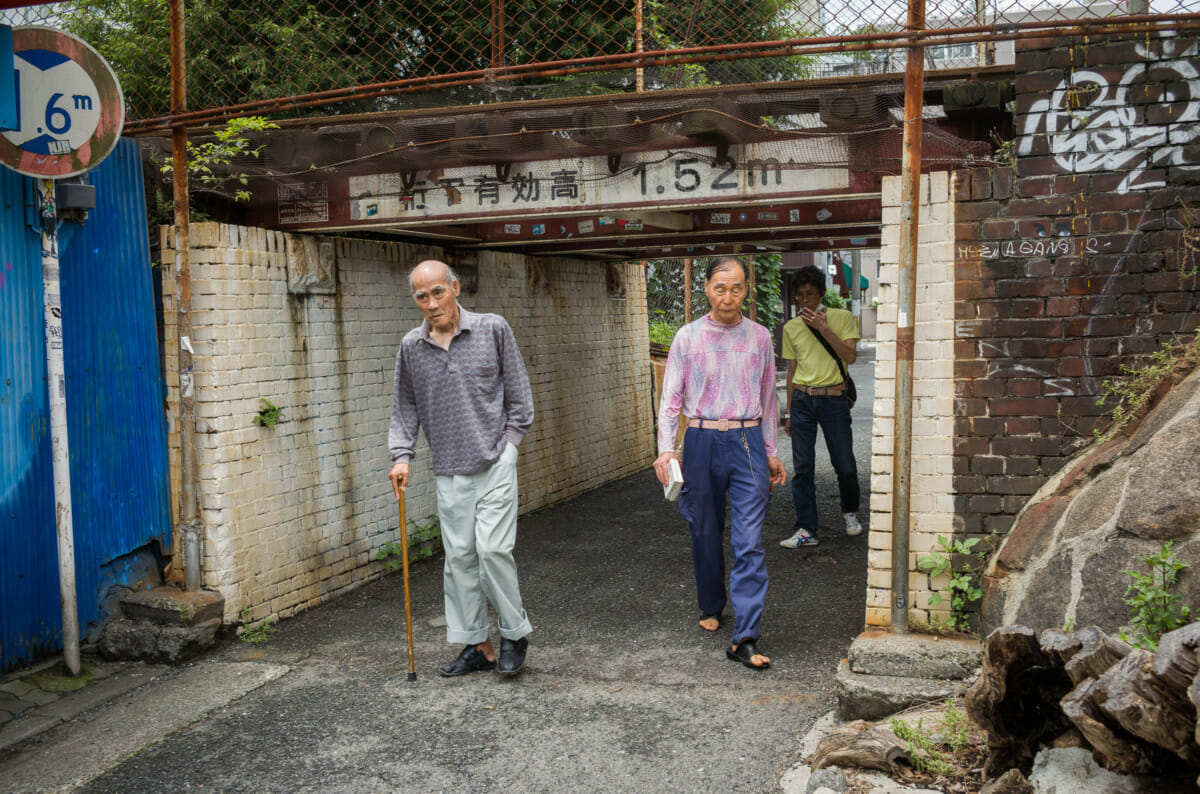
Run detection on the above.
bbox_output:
[0,659,289,793]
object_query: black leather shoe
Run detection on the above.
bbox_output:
[497,636,528,675]
[439,645,496,677]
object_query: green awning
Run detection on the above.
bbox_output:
[841,263,870,290]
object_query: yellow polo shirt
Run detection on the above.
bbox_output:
[781,309,860,388]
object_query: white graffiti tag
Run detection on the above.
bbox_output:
[1017,38,1200,194]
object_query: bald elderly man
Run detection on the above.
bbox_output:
[388,260,535,677]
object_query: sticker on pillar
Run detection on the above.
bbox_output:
[790,209,799,222]
[504,223,521,234]
[578,219,594,233]
[711,212,730,224]
[0,27,124,178]
[532,224,545,235]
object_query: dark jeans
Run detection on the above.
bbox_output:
[790,391,860,534]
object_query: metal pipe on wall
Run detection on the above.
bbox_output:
[40,179,81,676]
[891,0,925,635]
[169,0,201,591]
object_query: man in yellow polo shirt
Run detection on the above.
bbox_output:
[779,265,862,548]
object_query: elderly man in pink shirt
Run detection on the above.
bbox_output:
[654,257,787,671]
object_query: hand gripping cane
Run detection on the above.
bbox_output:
[397,485,417,682]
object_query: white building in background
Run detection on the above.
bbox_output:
[810,1,1139,78]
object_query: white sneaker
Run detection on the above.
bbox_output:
[780,528,819,548]
[844,513,863,537]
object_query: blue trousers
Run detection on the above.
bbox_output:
[790,391,860,534]
[678,424,770,645]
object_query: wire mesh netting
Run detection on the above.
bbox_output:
[4,1,1199,128]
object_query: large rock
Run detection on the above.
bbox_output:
[1027,747,1158,793]
[96,586,226,664]
[983,366,1200,637]
[98,618,222,664]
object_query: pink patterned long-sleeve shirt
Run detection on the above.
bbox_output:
[657,314,778,457]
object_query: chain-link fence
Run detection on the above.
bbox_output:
[4,1,1199,129]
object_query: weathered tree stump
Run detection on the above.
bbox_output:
[967,626,1074,777]
[1100,648,1200,767]
[1061,676,1154,774]
[975,623,1200,783]
[1040,625,1131,685]
[1154,622,1200,693]
[811,720,910,773]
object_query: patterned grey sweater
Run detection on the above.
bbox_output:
[389,308,534,476]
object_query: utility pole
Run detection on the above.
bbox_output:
[891,0,925,634]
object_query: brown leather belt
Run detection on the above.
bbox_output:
[688,418,761,431]
[794,382,845,396]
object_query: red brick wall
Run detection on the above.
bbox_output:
[953,34,1200,540]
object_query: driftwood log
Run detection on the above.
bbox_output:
[969,623,1200,782]
[811,721,910,773]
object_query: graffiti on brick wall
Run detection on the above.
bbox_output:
[977,340,1077,397]
[1018,37,1200,194]
[956,237,1102,261]
[959,234,1143,399]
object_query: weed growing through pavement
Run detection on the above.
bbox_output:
[239,606,274,645]
[890,715,954,777]
[376,514,441,571]
[887,700,987,789]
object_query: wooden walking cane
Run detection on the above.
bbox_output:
[397,486,417,682]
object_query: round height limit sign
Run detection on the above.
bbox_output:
[0,27,124,179]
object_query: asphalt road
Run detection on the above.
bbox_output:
[7,348,876,794]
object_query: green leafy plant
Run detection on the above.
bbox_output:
[821,287,846,309]
[1096,333,1200,440]
[1119,541,1192,651]
[377,514,442,570]
[649,316,680,347]
[989,129,1016,166]
[160,116,279,202]
[918,535,991,633]
[239,606,274,645]
[253,398,283,428]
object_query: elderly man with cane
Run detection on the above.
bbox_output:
[654,257,787,671]
[388,259,535,677]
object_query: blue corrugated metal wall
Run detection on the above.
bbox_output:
[0,139,172,672]
[0,165,58,669]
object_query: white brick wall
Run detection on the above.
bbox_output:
[867,173,957,629]
[161,225,655,622]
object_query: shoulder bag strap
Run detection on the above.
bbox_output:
[809,322,850,385]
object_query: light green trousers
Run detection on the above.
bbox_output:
[435,442,532,645]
